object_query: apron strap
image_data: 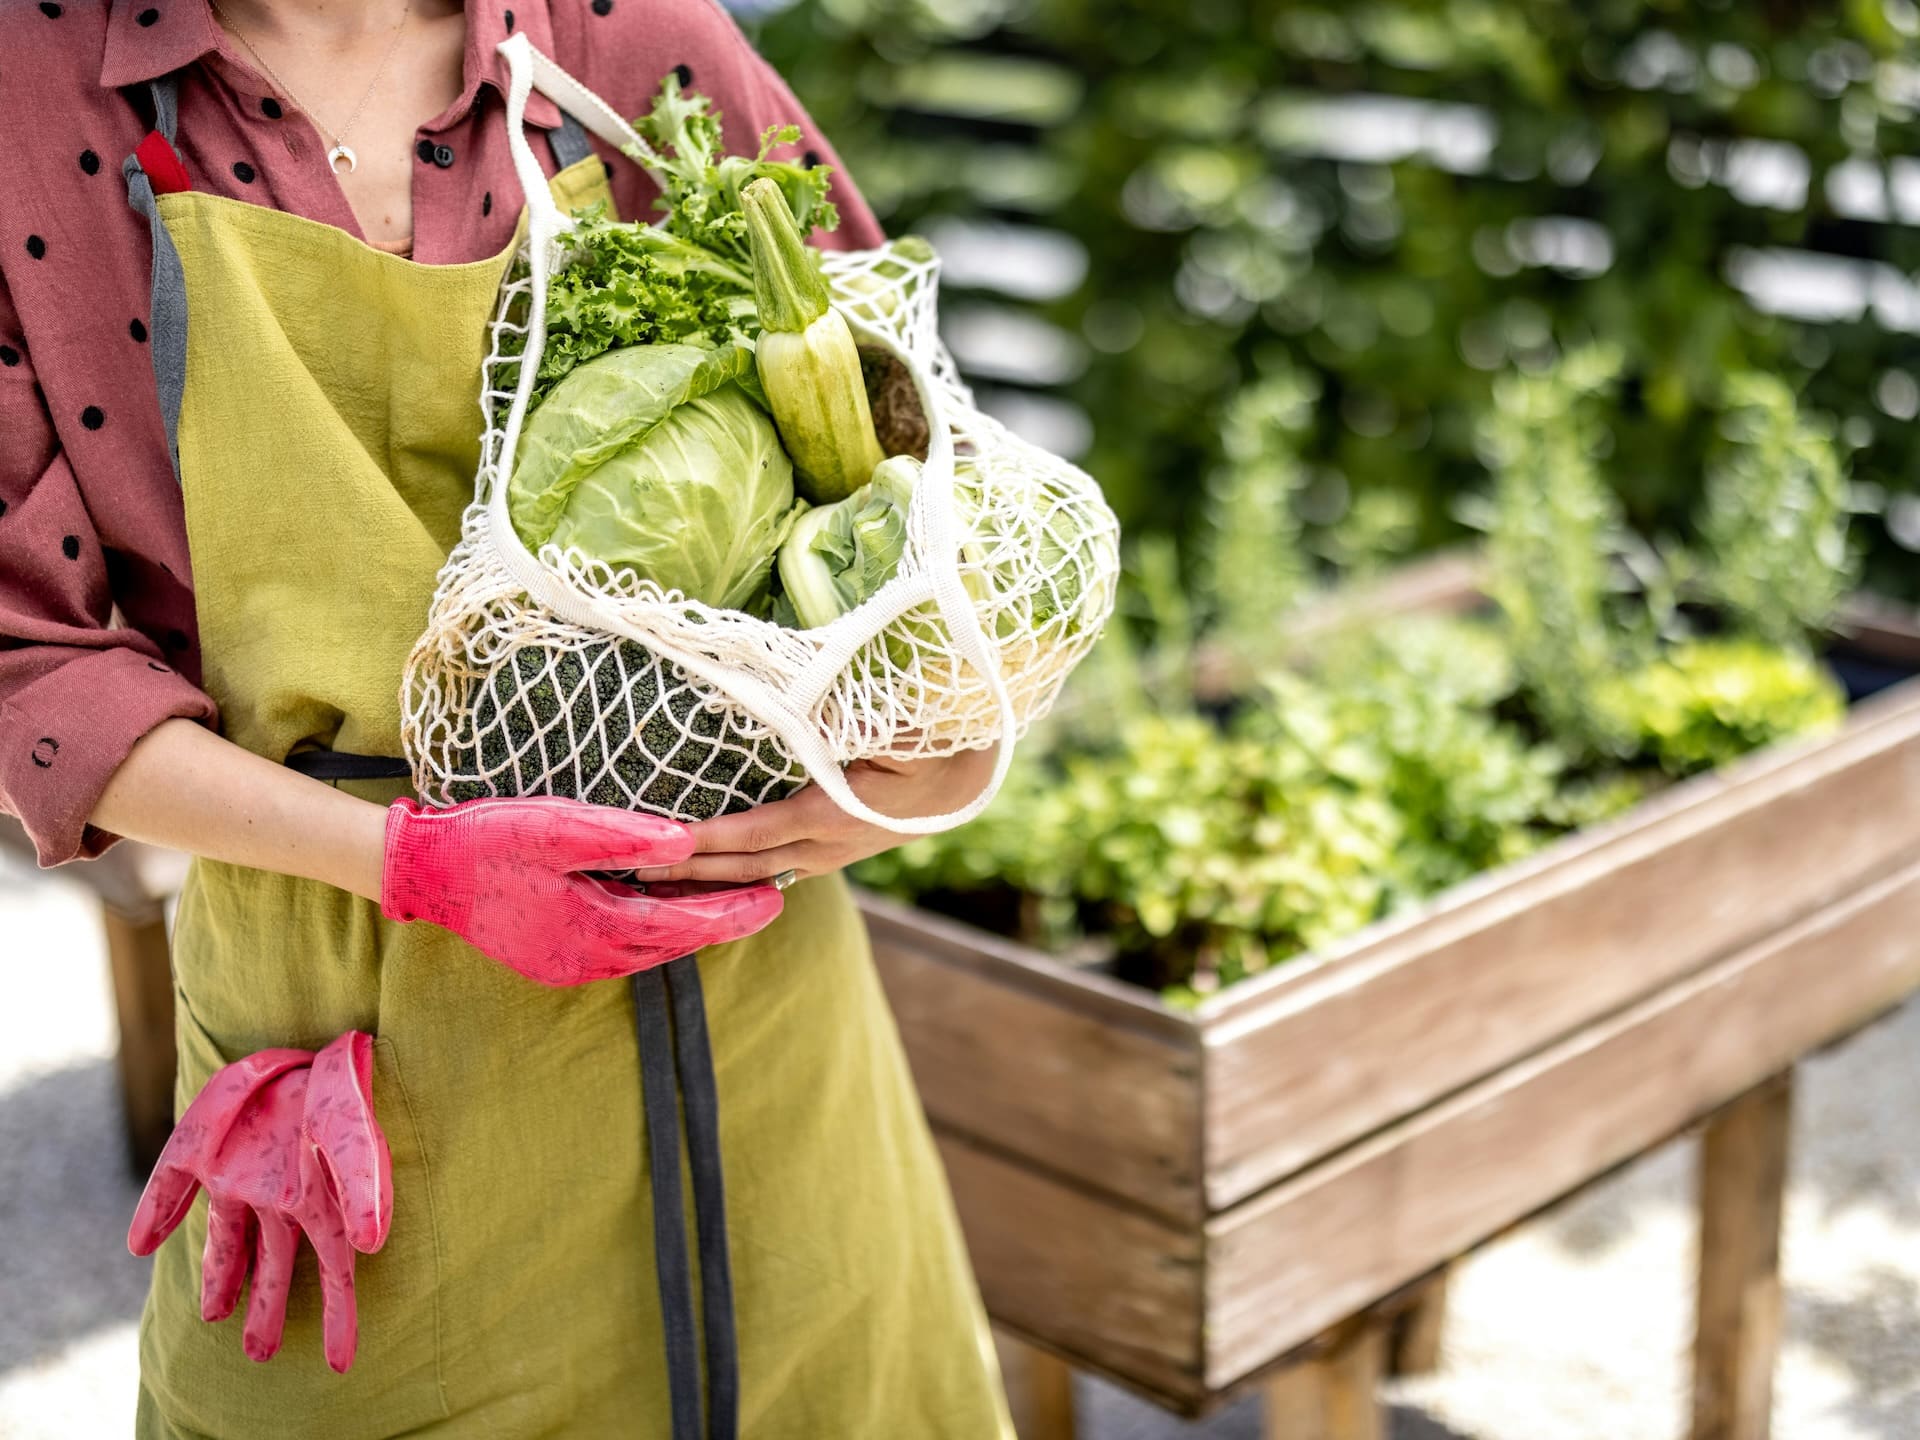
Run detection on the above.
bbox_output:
[632,958,739,1440]
[547,110,594,171]
[124,75,189,477]
[666,957,739,1440]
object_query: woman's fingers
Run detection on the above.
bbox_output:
[200,1197,254,1322]
[243,1215,301,1363]
[685,788,830,856]
[652,846,817,885]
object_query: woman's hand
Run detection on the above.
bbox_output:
[382,796,786,985]
[654,747,999,885]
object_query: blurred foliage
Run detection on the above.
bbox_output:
[750,0,1920,594]
[1595,638,1848,775]
[855,352,1852,998]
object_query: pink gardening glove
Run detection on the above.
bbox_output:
[380,796,784,986]
[128,1033,390,1373]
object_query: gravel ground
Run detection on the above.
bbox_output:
[3,848,1916,1439]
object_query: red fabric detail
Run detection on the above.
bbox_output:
[135,131,191,195]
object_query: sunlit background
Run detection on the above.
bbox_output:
[747,0,1920,589]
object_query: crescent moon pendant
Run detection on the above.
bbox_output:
[328,144,358,175]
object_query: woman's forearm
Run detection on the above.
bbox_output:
[91,718,388,903]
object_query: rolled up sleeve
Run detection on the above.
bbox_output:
[0,269,217,866]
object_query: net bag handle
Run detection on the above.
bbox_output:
[491,35,1018,833]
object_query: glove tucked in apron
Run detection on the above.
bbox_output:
[123,62,1012,1440]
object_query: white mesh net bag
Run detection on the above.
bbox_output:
[400,37,1120,833]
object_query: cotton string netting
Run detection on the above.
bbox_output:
[400,36,1120,834]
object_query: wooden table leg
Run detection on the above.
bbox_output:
[1691,1070,1793,1440]
[995,1330,1077,1440]
[1264,1323,1387,1440]
[103,902,177,1178]
[1389,1269,1449,1377]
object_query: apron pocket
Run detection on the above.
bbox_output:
[142,1027,449,1440]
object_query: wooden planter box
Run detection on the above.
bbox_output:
[861,556,1920,1420]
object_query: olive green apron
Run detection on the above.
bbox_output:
[124,71,1011,1440]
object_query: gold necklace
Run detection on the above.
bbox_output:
[209,0,412,175]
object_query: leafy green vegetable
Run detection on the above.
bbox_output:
[632,72,838,274]
[508,343,798,611]
[777,457,913,628]
[505,74,841,415]
[533,206,755,404]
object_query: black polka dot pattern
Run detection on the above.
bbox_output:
[674,63,693,88]
[803,149,822,170]
[38,2,61,17]
[31,738,58,769]
[261,97,283,119]
[482,190,493,217]
[80,406,104,430]
[0,499,8,519]
[130,318,148,343]
[0,346,18,367]
[233,161,256,184]
[61,535,80,560]
[503,7,514,29]
[79,149,100,176]
[591,0,612,16]
[137,6,159,24]
[415,139,435,165]
[25,236,46,260]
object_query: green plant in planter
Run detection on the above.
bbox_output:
[1697,373,1857,653]
[1594,638,1846,777]
[859,345,1861,999]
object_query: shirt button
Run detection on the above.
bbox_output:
[432,143,455,169]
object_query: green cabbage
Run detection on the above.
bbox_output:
[776,457,915,628]
[508,342,797,611]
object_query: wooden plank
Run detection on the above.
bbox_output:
[1201,687,1920,1210]
[1388,1270,1449,1377]
[1692,1073,1793,1440]
[862,892,1190,1040]
[1203,859,1920,1390]
[1261,1324,1387,1440]
[103,905,177,1176]
[870,911,1205,1222]
[996,1331,1079,1440]
[937,1132,1204,1401]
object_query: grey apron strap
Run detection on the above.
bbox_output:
[632,956,738,1440]
[547,110,594,170]
[123,75,188,477]
[666,957,738,1440]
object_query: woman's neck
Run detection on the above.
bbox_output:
[217,0,439,44]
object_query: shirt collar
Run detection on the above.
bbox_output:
[101,0,562,130]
